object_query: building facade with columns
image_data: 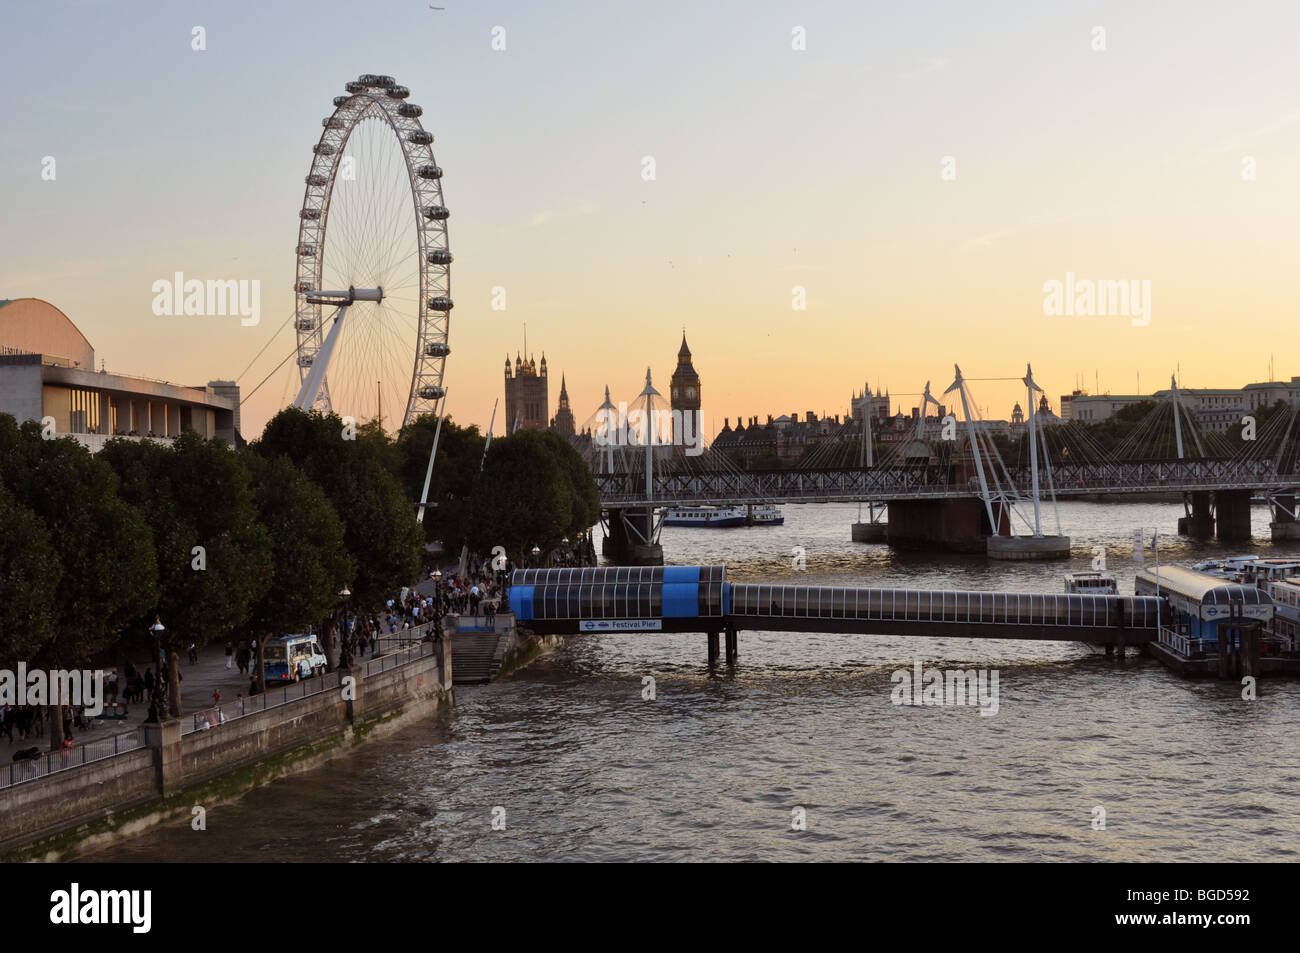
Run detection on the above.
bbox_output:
[0,298,240,449]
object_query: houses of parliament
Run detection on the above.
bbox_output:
[503,334,703,443]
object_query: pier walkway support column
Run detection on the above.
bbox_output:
[724,627,738,666]
[707,630,720,667]
[1214,490,1252,541]
[1178,491,1214,538]
[1271,495,1300,542]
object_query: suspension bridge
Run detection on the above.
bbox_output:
[577,365,1300,564]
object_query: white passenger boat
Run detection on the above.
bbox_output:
[1063,571,1118,596]
[663,506,747,528]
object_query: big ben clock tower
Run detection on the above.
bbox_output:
[670,332,701,446]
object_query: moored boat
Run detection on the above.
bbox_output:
[663,505,747,528]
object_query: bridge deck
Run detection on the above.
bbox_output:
[595,460,1300,506]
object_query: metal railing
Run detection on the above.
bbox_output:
[1,728,145,790]
[1158,625,1208,657]
[185,636,440,734]
[364,639,436,677]
[183,669,344,735]
[595,459,1300,506]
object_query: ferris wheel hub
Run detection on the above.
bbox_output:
[304,286,384,306]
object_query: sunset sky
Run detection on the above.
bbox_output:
[3,0,1298,440]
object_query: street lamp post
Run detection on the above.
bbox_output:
[338,587,352,669]
[531,544,541,568]
[432,570,443,642]
[146,618,165,723]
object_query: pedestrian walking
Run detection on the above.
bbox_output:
[224,641,233,670]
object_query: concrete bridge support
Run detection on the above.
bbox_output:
[1177,491,1214,538]
[601,507,663,565]
[1214,490,1253,541]
[1271,495,1300,541]
[885,498,1006,554]
[851,521,888,542]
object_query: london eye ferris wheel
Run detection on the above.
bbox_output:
[291,74,452,430]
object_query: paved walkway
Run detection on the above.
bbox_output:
[0,641,323,758]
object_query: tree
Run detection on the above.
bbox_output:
[101,432,271,715]
[242,452,353,686]
[0,415,158,746]
[469,428,601,563]
[0,484,60,666]
[255,409,424,630]
[540,430,601,534]
[395,415,484,549]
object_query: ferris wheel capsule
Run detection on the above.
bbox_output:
[423,206,450,221]
[427,249,453,265]
[417,164,443,180]
[408,130,433,145]
[427,296,454,311]
[305,174,328,187]
[313,143,336,156]
[300,208,322,220]
[398,103,423,118]
[359,74,395,88]
[418,385,446,400]
[323,117,345,129]
[424,342,451,357]
[387,85,410,99]
[333,95,351,107]
[345,81,366,94]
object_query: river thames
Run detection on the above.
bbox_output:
[94,501,1300,862]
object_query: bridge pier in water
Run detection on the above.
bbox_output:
[1271,494,1300,541]
[706,627,739,667]
[1177,491,1215,538]
[883,498,1008,554]
[601,507,663,566]
[1214,490,1252,541]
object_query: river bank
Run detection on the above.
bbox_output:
[1,639,452,861]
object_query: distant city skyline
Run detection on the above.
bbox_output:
[3,1,1298,441]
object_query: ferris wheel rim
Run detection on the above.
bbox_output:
[292,75,452,431]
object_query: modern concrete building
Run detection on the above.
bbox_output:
[0,298,241,449]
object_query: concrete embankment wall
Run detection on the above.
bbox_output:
[0,639,453,860]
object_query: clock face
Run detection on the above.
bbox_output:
[686,387,697,399]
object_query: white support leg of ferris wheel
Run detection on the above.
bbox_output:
[293,287,382,412]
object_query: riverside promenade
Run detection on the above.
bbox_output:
[0,628,453,859]
[0,642,269,765]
